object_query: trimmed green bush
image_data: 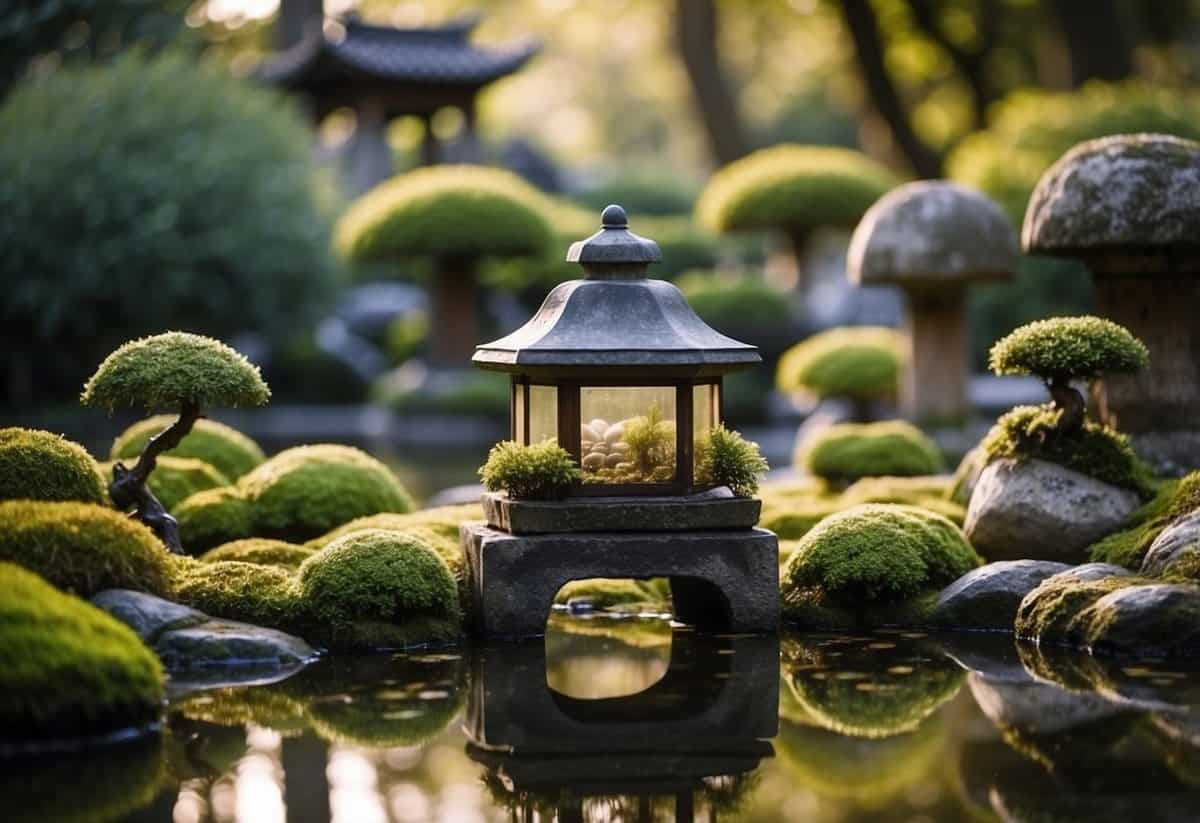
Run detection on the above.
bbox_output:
[982,404,1155,498]
[0,427,106,504]
[777,326,905,400]
[576,173,698,216]
[989,316,1149,383]
[101,456,228,512]
[169,559,299,628]
[696,145,898,237]
[1090,472,1200,567]
[675,271,791,334]
[696,425,769,497]
[81,332,270,413]
[199,538,315,569]
[0,500,172,597]
[296,529,461,647]
[798,421,944,481]
[111,415,265,479]
[0,562,163,741]
[173,486,257,553]
[0,51,337,405]
[479,440,582,500]
[782,504,979,611]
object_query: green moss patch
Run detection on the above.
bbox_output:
[0,563,163,742]
[169,559,300,628]
[479,439,581,500]
[776,326,905,400]
[200,538,314,569]
[798,420,944,481]
[0,500,172,597]
[1090,472,1200,567]
[174,486,257,553]
[1014,574,1143,644]
[111,415,265,479]
[0,427,107,504]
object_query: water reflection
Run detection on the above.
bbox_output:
[6,618,1200,821]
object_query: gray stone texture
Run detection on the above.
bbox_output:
[967,672,1128,736]
[931,560,1072,631]
[461,524,779,638]
[964,459,1141,563]
[1082,583,1200,657]
[1142,510,1200,577]
[482,487,761,535]
[1045,562,1136,585]
[91,588,205,642]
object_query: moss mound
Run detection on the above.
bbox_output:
[798,421,944,481]
[782,504,979,621]
[988,315,1149,381]
[776,326,905,400]
[305,504,481,551]
[111,415,265,479]
[1090,472,1200,567]
[697,145,898,235]
[554,578,671,611]
[982,405,1155,498]
[101,455,228,512]
[759,476,962,541]
[296,529,461,647]
[0,500,172,597]
[1014,573,1142,644]
[173,486,257,553]
[0,427,106,504]
[335,164,552,262]
[240,444,415,541]
[199,538,314,569]
[169,559,300,628]
[0,563,163,742]
[81,331,270,412]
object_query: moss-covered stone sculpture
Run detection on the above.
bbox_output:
[776,326,905,421]
[781,503,980,627]
[81,332,270,552]
[797,420,944,482]
[111,415,265,480]
[200,538,315,569]
[0,427,106,504]
[0,562,163,743]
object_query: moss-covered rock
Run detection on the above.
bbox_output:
[0,427,107,504]
[0,563,163,742]
[1090,472,1200,568]
[174,486,257,553]
[1075,583,1200,657]
[989,315,1149,382]
[81,331,270,413]
[168,559,299,629]
[101,455,228,512]
[1014,570,1143,644]
[781,504,980,627]
[798,420,944,481]
[0,500,172,597]
[776,326,905,401]
[111,415,265,479]
[199,538,314,569]
[240,444,415,542]
[296,529,461,649]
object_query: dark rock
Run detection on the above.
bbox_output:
[967,673,1127,736]
[91,589,205,642]
[1046,562,1136,584]
[1142,510,1200,577]
[931,560,1072,631]
[1081,584,1200,657]
[155,622,318,670]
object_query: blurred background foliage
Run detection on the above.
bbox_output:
[3,0,1200,413]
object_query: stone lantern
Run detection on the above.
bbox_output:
[462,205,780,638]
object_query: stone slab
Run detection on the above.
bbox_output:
[482,487,761,535]
[461,524,779,638]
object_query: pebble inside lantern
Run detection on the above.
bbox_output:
[463,205,780,638]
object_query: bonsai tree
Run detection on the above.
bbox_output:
[696,145,898,288]
[988,316,1148,435]
[776,326,906,421]
[479,440,582,500]
[335,165,553,366]
[81,332,270,553]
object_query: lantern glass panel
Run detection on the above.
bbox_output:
[513,383,526,443]
[579,386,677,484]
[693,383,718,483]
[529,385,558,444]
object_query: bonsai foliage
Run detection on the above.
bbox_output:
[111,416,265,480]
[989,316,1148,433]
[777,327,905,419]
[0,427,106,504]
[696,425,770,497]
[0,562,163,741]
[479,440,582,500]
[82,332,269,553]
[620,404,677,482]
[675,271,792,335]
[798,421,944,482]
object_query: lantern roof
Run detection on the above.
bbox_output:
[473,206,761,374]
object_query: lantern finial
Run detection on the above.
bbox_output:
[566,204,662,273]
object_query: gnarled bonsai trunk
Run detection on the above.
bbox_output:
[110,401,200,554]
[1047,374,1085,435]
[429,256,480,367]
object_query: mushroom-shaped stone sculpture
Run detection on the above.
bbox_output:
[1023,133,1200,469]
[848,181,1017,422]
[82,332,270,553]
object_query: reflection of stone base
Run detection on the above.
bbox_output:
[482,488,761,534]
[461,525,779,638]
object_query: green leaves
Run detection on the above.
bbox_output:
[697,425,769,498]
[988,315,1149,381]
[478,440,582,500]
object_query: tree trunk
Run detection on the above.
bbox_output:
[1047,375,1084,434]
[1043,0,1134,87]
[429,259,480,367]
[902,290,969,423]
[674,0,752,167]
[839,0,943,178]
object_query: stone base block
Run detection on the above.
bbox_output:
[461,524,779,639]
[481,487,761,534]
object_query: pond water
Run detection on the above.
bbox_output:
[8,612,1200,823]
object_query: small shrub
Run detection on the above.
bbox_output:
[982,405,1155,497]
[988,316,1148,383]
[102,455,228,512]
[479,440,582,500]
[0,563,163,741]
[0,427,106,504]
[0,500,172,597]
[169,559,299,628]
[798,421,944,481]
[777,327,905,400]
[696,425,769,497]
[111,415,265,479]
[675,271,791,334]
[174,486,257,553]
[200,539,315,570]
